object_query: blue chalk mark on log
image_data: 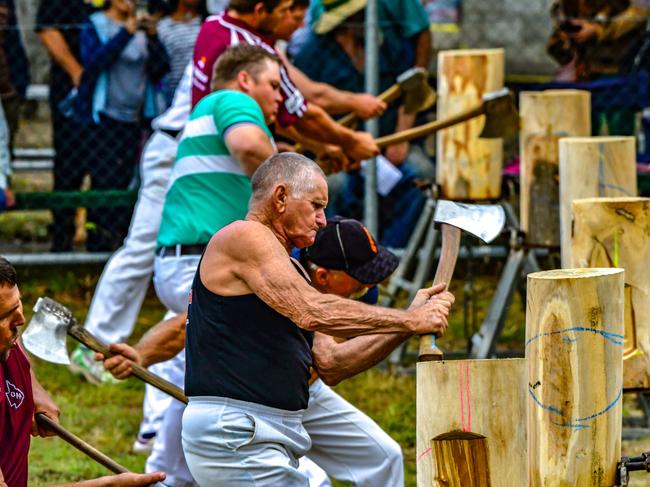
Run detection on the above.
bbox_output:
[526,327,624,348]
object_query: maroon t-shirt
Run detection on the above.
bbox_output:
[0,345,34,487]
[191,13,307,127]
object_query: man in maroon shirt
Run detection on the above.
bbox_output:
[191,0,384,165]
[0,257,167,487]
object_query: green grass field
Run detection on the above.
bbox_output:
[15,265,650,486]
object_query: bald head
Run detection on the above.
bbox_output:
[250,152,326,203]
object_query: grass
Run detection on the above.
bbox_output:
[15,265,650,486]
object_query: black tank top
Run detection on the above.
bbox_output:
[185,258,314,411]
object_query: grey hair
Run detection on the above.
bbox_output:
[250,152,325,202]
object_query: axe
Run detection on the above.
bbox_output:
[22,297,188,404]
[35,413,129,474]
[337,67,436,127]
[418,201,506,361]
[374,88,518,149]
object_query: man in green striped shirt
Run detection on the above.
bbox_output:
[147,44,282,486]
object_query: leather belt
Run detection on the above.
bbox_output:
[158,244,206,258]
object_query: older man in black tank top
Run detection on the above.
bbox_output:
[177,152,453,486]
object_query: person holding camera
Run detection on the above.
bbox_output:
[71,0,170,251]
[547,0,650,135]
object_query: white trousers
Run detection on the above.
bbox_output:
[83,130,178,344]
[182,396,312,487]
[150,255,404,487]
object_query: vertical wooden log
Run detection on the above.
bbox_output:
[520,90,591,247]
[559,136,637,267]
[436,49,504,200]
[571,197,650,390]
[527,268,624,487]
[417,359,527,487]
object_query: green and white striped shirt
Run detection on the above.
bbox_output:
[156,89,273,248]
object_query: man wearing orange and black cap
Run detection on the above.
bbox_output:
[98,215,453,487]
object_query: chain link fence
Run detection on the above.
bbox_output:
[2,0,650,257]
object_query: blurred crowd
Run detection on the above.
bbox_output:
[0,0,650,252]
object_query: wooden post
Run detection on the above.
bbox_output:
[417,359,527,487]
[559,136,637,267]
[436,48,504,201]
[570,197,650,390]
[527,268,624,487]
[520,90,591,247]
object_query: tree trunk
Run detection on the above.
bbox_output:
[417,358,527,487]
[436,48,504,200]
[527,268,624,487]
[571,197,650,390]
[559,136,637,266]
[520,90,591,247]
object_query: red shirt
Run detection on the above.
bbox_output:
[0,345,34,487]
[191,13,307,127]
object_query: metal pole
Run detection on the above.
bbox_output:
[363,0,379,235]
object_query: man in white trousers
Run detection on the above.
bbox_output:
[98,216,454,487]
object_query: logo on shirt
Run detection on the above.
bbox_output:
[5,380,24,409]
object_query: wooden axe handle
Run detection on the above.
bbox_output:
[68,324,188,404]
[376,103,485,149]
[337,84,402,128]
[35,413,129,474]
[418,224,462,361]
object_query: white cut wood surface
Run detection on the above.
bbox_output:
[559,136,637,266]
[571,197,650,390]
[520,90,591,247]
[436,49,504,200]
[416,358,527,487]
[526,268,624,486]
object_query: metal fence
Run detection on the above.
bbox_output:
[2,0,650,262]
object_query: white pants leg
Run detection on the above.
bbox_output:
[182,397,311,487]
[297,456,332,487]
[146,254,201,486]
[302,379,404,487]
[84,131,178,344]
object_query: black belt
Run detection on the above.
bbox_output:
[158,244,206,257]
[160,128,180,139]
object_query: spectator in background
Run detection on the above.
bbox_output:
[72,0,169,251]
[157,0,207,104]
[0,0,29,157]
[548,0,650,135]
[36,0,97,252]
[293,0,432,248]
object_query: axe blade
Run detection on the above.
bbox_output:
[479,88,519,139]
[21,297,72,365]
[433,201,506,243]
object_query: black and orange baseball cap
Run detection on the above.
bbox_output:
[302,216,399,285]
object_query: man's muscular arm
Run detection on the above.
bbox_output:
[38,29,83,87]
[281,51,386,119]
[295,103,379,162]
[312,284,454,385]
[225,124,276,176]
[209,222,450,338]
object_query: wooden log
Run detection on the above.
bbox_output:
[559,136,637,267]
[526,268,624,487]
[436,48,504,201]
[570,197,650,390]
[417,358,527,487]
[520,90,591,247]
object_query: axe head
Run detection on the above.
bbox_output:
[22,297,73,365]
[479,88,519,139]
[397,67,436,114]
[433,200,506,243]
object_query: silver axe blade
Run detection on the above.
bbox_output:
[22,297,72,365]
[433,200,505,244]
